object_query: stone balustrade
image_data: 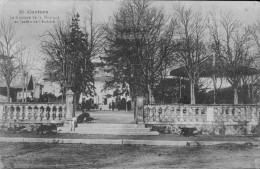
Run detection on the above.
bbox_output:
[0,103,66,124]
[143,104,260,126]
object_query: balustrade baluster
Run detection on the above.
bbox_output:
[237,108,242,122]
[34,106,39,121]
[151,107,155,122]
[50,105,53,120]
[26,106,31,120]
[194,107,198,121]
[172,106,176,121]
[147,106,151,122]
[20,106,24,120]
[187,107,191,122]
[222,107,227,121]
[28,106,33,121]
[256,107,260,119]
[202,108,207,121]
[148,106,152,122]
[171,106,175,121]
[10,106,14,119]
[213,107,218,122]
[6,106,10,120]
[17,106,22,120]
[42,106,47,121]
[169,106,172,120]
[193,107,197,121]
[62,105,66,120]
[179,106,184,122]
[218,107,221,121]
[199,107,203,122]
[57,106,62,121]
[52,106,56,120]
[233,107,238,121]
[182,107,186,122]
[13,106,17,120]
[162,106,167,122]
[218,107,223,121]
[245,107,251,120]
[252,107,257,120]
[55,105,58,121]
[155,106,159,122]
[240,107,245,121]
[228,107,233,120]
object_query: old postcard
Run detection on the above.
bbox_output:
[0,0,260,168]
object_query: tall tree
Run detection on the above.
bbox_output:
[0,19,24,102]
[103,0,177,104]
[40,20,71,99]
[208,12,255,104]
[67,13,95,103]
[40,13,95,105]
[83,3,105,60]
[17,49,34,102]
[173,5,208,104]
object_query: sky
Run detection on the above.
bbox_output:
[0,0,260,80]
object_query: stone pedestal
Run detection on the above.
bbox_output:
[135,96,145,124]
[66,89,74,120]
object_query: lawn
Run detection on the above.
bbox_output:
[0,142,259,169]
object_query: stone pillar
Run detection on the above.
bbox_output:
[135,96,145,124]
[66,89,74,120]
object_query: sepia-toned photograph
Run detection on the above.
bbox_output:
[0,0,260,168]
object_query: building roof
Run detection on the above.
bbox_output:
[0,79,25,89]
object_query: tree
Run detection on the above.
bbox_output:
[17,49,34,102]
[0,19,24,102]
[208,12,255,104]
[173,5,208,104]
[40,13,95,105]
[67,13,95,103]
[103,0,177,104]
[83,3,105,60]
[40,20,71,100]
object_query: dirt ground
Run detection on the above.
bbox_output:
[0,142,260,169]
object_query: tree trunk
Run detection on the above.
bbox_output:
[179,77,182,99]
[234,87,238,105]
[25,74,28,103]
[22,73,25,103]
[6,84,10,103]
[190,82,195,104]
[213,76,217,104]
[252,86,256,104]
[248,83,251,104]
[147,84,152,104]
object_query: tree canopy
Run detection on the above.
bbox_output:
[102,0,177,103]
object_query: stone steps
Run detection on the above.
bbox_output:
[58,123,159,136]
[78,123,146,128]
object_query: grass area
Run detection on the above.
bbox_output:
[0,142,259,169]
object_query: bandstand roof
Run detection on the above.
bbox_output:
[170,57,260,78]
